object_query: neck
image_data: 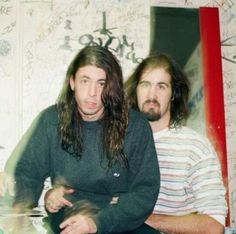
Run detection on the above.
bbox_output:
[149,116,170,133]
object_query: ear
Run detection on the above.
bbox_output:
[69,76,75,91]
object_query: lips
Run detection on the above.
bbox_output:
[85,101,97,109]
[147,102,158,107]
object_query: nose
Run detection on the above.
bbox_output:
[88,83,97,97]
[148,84,157,99]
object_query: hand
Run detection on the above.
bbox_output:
[60,214,97,234]
[0,172,15,197]
[44,186,74,213]
[145,213,158,228]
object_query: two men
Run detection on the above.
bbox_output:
[1,49,227,234]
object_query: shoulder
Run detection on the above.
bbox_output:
[128,109,151,129]
[34,104,59,126]
[171,126,210,143]
[172,126,217,160]
[126,109,153,141]
[39,104,58,116]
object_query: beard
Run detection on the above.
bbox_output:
[141,99,161,122]
[142,109,161,121]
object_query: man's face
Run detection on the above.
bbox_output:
[70,65,106,121]
[136,67,172,122]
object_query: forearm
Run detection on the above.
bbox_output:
[145,213,224,234]
[95,188,158,233]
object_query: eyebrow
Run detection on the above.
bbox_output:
[139,80,170,86]
[157,81,170,87]
[79,75,106,81]
[79,75,89,79]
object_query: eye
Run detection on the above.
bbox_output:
[139,81,151,88]
[158,84,165,90]
[80,78,89,84]
[98,80,106,87]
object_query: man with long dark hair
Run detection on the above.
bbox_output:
[3,46,160,233]
[125,53,227,234]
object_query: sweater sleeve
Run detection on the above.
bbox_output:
[5,110,51,208]
[187,137,228,225]
[95,112,160,233]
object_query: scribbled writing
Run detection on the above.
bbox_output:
[24,42,34,80]
[188,86,204,110]
[1,21,16,35]
[209,0,235,11]
[36,4,76,43]
[78,33,142,64]
[20,0,53,11]
[221,34,236,64]
[64,12,143,64]
[0,39,11,56]
[0,5,12,14]
[183,0,193,6]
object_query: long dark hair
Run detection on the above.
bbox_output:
[57,45,128,167]
[125,53,190,128]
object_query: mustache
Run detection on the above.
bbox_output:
[144,99,160,105]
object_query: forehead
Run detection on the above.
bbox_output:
[76,65,106,79]
[141,67,171,83]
